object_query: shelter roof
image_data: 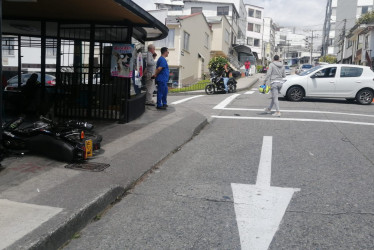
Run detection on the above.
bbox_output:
[3,0,168,42]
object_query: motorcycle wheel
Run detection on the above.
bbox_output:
[228,85,236,93]
[205,84,215,95]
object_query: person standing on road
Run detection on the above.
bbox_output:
[244,60,251,77]
[264,55,286,117]
[152,47,169,110]
[144,44,156,106]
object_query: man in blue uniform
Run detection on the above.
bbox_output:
[152,47,169,110]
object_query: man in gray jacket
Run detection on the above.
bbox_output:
[264,55,286,117]
[144,44,156,105]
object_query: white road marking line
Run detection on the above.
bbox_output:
[0,199,62,249]
[256,136,272,188]
[213,94,241,109]
[171,95,204,105]
[244,91,255,95]
[212,115,374,126]
[251,88,258,91]
[231,136,300,250]
[220,107,374,119]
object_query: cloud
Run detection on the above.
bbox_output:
[246,0,327,28]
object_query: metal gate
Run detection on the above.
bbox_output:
[54,24,132,121]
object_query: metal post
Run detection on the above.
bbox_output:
[18,35,21,87]
[41,20,46,106]
[0,0,3,153]
[87,24,95,118]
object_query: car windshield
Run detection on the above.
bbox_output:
[285,66,290,69]
[299,65,323,76]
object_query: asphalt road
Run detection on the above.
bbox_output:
[65,82,374,249]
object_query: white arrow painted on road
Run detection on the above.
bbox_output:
[231,136,300,250]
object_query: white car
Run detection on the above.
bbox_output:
[280,64,374,105]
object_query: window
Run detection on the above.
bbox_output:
[314,67,337,78]
[254,39,260,47]
[255,10,262,19]
[204,32,209,48]
[340,67,363,77]
[2,37,15,56]
[255,24,261,33]
[191,7,202,14]
[46,39,57,57]
[183,31,190,51]
[248,8,254,17]
[171,5,183,11]
[154,29,175,48]
[247,37,254,46]
[362,6,369,14]
[247,23,254,31]
[365,35,369,49]
[225,29,230,43]
[217,6,229,16]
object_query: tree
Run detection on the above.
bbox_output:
[319,55,337,64]
[208,56,229,75]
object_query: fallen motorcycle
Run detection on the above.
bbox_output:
[2,116,102,162]
[205,71,241,95]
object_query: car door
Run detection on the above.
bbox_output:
[335,66,364,97]
[307,67,337,96]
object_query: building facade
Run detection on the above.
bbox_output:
[324,0,374,61]
[245,4,264,61]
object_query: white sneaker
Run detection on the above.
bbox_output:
[272,112,281,117]
[264,108,271,114]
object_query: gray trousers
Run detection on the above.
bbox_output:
[145,78,155,103]
[268,81,283,112]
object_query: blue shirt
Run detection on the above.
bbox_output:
[156,56,169,83]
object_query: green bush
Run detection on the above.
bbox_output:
[256,65,263,72]
[208,56,228,75]
[169,79,210,93]
[319,55,337,64]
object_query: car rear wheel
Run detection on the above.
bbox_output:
[287,86,304,102]
[356,89,373,105]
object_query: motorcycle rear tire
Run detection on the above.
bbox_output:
[228,85,236,93]
[205,84,215,95]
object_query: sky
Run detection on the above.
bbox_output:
[132,0,327,43]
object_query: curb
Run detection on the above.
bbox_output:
[25,116,209,250]
[169,76,259,96]
[29,186,125,250]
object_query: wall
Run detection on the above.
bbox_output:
[210,16,231,57]
[178,13,212,85]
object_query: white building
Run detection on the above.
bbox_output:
[154,0,253,69]
[324,0,374,61]
[245,4,264,61]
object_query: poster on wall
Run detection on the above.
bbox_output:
[111,44,134,78]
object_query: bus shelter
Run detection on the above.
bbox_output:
[1,0,168,123]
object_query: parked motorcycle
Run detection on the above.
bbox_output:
[205,71,240,95]
[2,116,102,162]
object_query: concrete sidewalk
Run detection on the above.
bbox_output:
[0,105,207,250]
[169,73,261,95]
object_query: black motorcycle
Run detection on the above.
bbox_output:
[205,71,240,95]
[2,116,102,162]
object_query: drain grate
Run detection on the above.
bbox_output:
[65,162,110,172]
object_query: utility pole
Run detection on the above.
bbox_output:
[304,30,318,65]
[261,18,265,66]
[286,39,291,64]
[322,0,332,56]
[340,19,347,64]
